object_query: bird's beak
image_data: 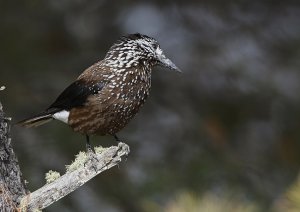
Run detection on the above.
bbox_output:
[157,54,182,73]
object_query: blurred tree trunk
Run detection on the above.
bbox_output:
[0,101,27,211]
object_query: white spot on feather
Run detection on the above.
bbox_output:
[53,110,69,124]
[156,47,163,55]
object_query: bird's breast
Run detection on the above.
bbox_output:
[68,68,151,135]
[107,70,151,115]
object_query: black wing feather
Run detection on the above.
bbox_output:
[48,79,104,111]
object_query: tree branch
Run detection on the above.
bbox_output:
[19,143,130,211]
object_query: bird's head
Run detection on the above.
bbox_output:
[105,33,181,72]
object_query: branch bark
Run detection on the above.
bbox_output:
[0,97,28,211]
[19,143,130,211]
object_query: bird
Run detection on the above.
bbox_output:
[17,33,181,151]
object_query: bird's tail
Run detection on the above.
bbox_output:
[17,108,60,128]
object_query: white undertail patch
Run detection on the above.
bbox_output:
[52,110,70,124]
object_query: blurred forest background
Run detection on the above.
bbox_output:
[1,0,300,211]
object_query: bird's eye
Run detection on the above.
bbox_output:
[153,43,159,50]
[155,45,163,55]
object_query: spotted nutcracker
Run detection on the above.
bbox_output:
[18,33,181,150]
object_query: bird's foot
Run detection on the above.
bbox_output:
[117,141,130,162]
[86,143,96,154]
[85,150,99,172]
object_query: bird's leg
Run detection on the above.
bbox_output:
[85,135,98,171]
[113,134,121,142]
[85,135,95,153]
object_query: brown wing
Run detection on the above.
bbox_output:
[49,61,110,111]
